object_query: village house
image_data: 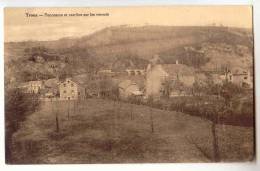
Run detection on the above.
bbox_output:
[145,59,195,99]
[225,70,253,88]
[199,68,253,89]
[18,80,44,94]
[118,80,143,100]
[59,78,87,100]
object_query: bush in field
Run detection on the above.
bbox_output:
[169,97,187,112]
[5,88,39,163]
[222,97,254,126]
[220,82,245,106]
[146,96,164,109]
[192,80,205,96]
[128,95,142,105]
[98,78,119,100]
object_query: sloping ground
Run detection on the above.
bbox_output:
[12,99,254,163]
[5,26,253,85]
[5,26,252,64]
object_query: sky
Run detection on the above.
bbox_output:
[4,6,253,42]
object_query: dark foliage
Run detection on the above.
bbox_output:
[111,52,148,72]
[5,88,40,163]
[160,46,210,68]
[20,70,54,82]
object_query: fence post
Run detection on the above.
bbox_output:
[67,99,70,119]
[150,108,154,133]
[56,112,60,133]
[211,121,220,162]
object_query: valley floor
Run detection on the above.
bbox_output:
[12,98,254,163]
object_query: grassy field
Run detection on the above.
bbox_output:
[12,98,254,164]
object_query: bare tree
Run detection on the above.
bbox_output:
[147,96,155,133]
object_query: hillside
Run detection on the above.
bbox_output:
[4,25,253,83]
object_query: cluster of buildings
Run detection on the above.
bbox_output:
[17,55,253,101]
[17,76,88,101]
[145,58,253,99]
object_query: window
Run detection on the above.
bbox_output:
[63,83,66,87]
[244,76,248,80]
[67,80,70,83]
[63,90,66,93]
[78,92,80,95]
[71,90,74,93]
[71,83,74,87]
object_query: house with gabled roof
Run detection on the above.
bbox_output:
[59,77,87,100]
[145,61,196,99]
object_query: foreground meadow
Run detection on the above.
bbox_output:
[12,98,254,163]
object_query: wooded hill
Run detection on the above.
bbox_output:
[4,25,253,83]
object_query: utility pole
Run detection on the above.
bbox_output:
[211,121,220,162]
[51,67,60,132]
[74,99,76,115]
[56,111,60,133]
[150,107,154,133]
[130,103,134,120]
[51,97,59,133]
[67,98,70,119]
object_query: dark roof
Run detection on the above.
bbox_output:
[61,74,89,87]
[118,80,138,90]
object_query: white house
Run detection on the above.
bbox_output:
[145,62,195,99]
[59,78,86,100]
[18,80,44,94]
[231,70,253,88]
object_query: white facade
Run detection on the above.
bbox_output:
[232,71,252,88]
[145,64,169,99]
[59,78,83,100]
[19,80,43,94]
[223,70,252,88]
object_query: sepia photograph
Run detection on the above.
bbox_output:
[4,6,255,164]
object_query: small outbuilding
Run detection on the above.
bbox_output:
[118,80,143,100]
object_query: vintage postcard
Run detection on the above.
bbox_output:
[4,6,254,164]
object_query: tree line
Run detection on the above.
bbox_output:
[5,88,40,163]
